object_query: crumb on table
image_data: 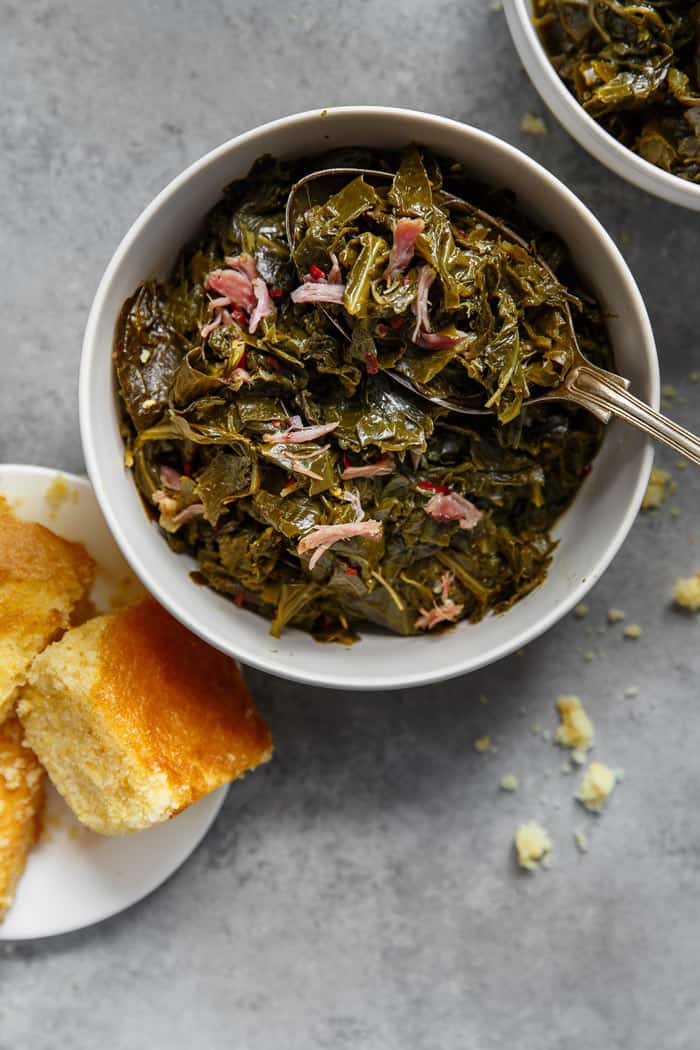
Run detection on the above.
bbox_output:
[673,572,700,612]
[515,821,552,871]
[555,696,594,764]
[576,761,617,813]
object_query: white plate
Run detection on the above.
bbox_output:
[0,464,228,940]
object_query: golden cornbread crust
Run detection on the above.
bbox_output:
[0,497,95,721]
[19,597,273,835]
[0,717,45,920]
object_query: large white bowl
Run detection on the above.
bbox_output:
[504,0,700,211]
[80,106,657,691]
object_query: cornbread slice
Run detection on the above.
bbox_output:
[0,497,95,722]
[18,597,272,835]
[0,717,45,920]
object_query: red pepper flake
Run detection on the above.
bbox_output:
[583,462,593,476]
[282,477,296,491]
[389,317,403,329]
[364,351,379,375]
[375,323,388,338]
[343,452,352,469]
[183,462,192,476]
[239,349,247,370]
[266,355,281,371]
[418,481,450,494]
[269,287,284,300]
[309,264,325,281]
[234,590,245,607]
[345,566,358,576]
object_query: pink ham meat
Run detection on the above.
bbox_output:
[385,218,424,281]
[205,269,256,312]
[412,265,436,341]
[224,253,258,281]
[291,282,345,305]
[414,598,464,631]
[248,277,274,334]
[172,503,205,527]
[414,330,464,350]
[228,367,252,390]
[327,253,343,284]
[262,418,339,445]
[423,490,483,530]
[340,455,394,480]
[159,465,182,490]
[297,519,383,571]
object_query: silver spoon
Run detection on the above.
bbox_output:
[286,167,700,466]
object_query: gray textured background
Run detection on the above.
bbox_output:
[2,2,700,1047]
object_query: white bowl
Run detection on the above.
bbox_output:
[504,0,700,211]
[80,106,657,691]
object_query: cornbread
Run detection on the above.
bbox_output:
[19,597,272,835]
[0,497,95,722]
[576,761,617,813]
[554,696,594,764]
[514,821,552,871]
[0,717,45,920]
[673,572,700,612]
[641,467,673,510]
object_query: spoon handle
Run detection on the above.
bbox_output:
[565,364,700,467]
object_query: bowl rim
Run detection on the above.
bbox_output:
[504,0,700,211]
[80,105,657,690]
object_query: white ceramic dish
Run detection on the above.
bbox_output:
[504,0,700,211]
[0,465,227,940]
[80,106,658,692]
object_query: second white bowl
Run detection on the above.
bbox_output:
[504,0,700,211]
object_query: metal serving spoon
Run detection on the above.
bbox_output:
[286,168,700,466]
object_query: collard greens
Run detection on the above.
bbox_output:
[534,0,700,182]
[115,147,609,642]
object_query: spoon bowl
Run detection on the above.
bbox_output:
[287,165,700,464]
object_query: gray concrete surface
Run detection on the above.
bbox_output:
[2,2,700,1047]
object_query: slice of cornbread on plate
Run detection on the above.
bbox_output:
[0,716,46,921]
[0,497,95,723]
[18,596,273,835]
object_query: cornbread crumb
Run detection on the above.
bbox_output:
[624,624,643,639]
[139,349,151,364]
[576,761,617,813]
[542,729,551,742]
[642,467,673,510]
[555,696,594,764]
[689,370,700,383]
[607,607,626,624]
[670,506,681,519]
[560,759,573,774]
[515,821,552,870]
[0,718,45,921]
[473,735,492,754]
[19,597,273,835]
[673,572,700,612]
[521,113,547,135]
[141,398,157,411]
[661,384,677,400]
[574,829,588,853]
[45,475,77,519]
[675,460,688,471]
[584,649,596,662]
[0,497,95,722]
[500,774,519,792]
[573,603,589,619]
